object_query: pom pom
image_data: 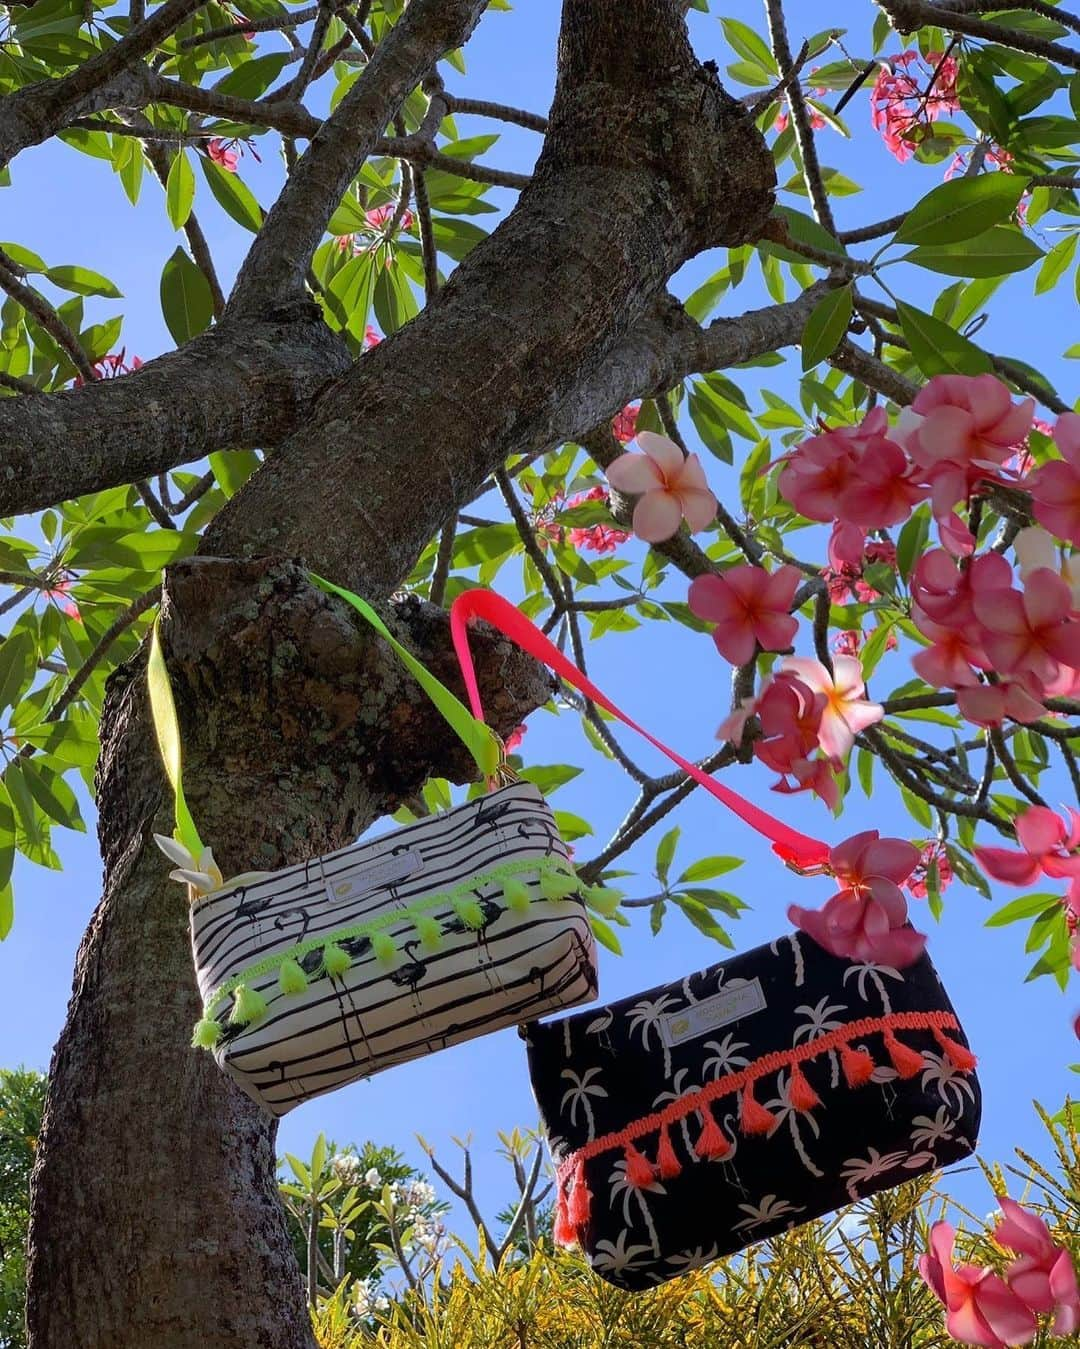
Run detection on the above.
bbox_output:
[885,1031,925,1079]
[840,1041,876,1088]
[933,1027,978,1072]
[413,913,443,950]
[788,1063,821,1112]
[229,983,267,1026]
[322,941,352,978]
[584,885,620,916]
[278,958,308,996]
[553,1192,577,1247]
[191,1016,222,1049]
[695,1105,731,1159]
[453,896,486,930]
[624,1141,655,1188]
[740,1082,778,1135]
[656,1124,682,1180]
[567,1159,591,1227]
[539,867,580,902]
[371,931,398,965]
[502,877,532,914]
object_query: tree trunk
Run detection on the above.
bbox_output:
[25,2,775,1343]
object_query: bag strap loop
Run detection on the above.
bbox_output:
[448,589,831,874]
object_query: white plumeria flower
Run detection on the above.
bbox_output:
[364,1167,382,1189]
[1014,525,1080,607]
[153,834,270,897]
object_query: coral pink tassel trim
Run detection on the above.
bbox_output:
[553,1011,972,1221]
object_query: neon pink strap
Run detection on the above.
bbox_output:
[449,589,830,872]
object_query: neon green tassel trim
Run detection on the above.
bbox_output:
[322,941,352,978]
[279,957,308,995]
[191,1016,222,1049]
[413,913,443,950]
[229,982,268,1026]
[454,896,486,930]
[502,877,531,913]
[585,884,622,916]
[539,868,580,902]
[372,931,398,965]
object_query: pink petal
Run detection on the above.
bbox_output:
[712,625,758,667]
[1002,683,1047,724]
[1014,808,1066,860]
[994,1198,1055,1260]
[973,846,1042,887]
[831,654,868,699]
[764,564,803,608]
[677,485,718,532]
[688,574,738,625]
[864,837,921,884]
[1022,569,1071,628]
[754,610,798,653]
[632,491,683,543]
[864,923,927,969]
[779,656,831,693]
[673,451,710,493]
[974,1273,1039,1346]
[915,405,975,464]
[635,430,684,476]
[1053,411,1080,466]
[606,452,663,496]
[957,685,1006,727]
[1049,1249,1080,1335]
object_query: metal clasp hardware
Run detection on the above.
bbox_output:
[485,735,521,792]
[783,859,833,878]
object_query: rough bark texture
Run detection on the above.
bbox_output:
[23,1,777,1345]
[26,559,552,1349]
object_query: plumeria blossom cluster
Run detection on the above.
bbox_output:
[716,654,883,809]
[537,486,630,554]
[975,806,1080,978]
[788,830,927,969]
[604,431,717,543]
[920,1198,1080,1346]
[870,48,960,162]
[205,136,259,173]
[73,349,143,387]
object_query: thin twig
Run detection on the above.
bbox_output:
[429,513,457,607]
[444,95,548,133]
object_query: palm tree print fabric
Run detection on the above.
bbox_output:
[526,935,980,1290]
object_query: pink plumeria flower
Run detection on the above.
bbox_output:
[975,806,1080,887]
[920,1221,1038,1348]
[206,138,239,172]
[611,403,640,443]
[956,682,1046,729]
[364,326,382,348]
[1014,526,1080,608]
[972,570,1080,691]
[565,485,630,554]
[908,840,953,899]
[788,830,925,968]
[41,575,80,622]
[994,1197,1080,1336]
[688,564,801,666]
[778,655,883,761]
[366,204,414,233]
[604,432,717,543]
[1029,412,1080,548]
[504,724,527,754]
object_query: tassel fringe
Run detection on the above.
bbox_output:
[933,1027,978,1071]
[788,1063,821,1112]
[656,1123,682,1180]
[553,1192,576,1247]
[413,913,443,950]
[322,941,352,978]
[740,1082,778,1135]
[278,958,308,996]
[584,885,620,916]
[885,1031,926,1079]
[229,982,268,1026]
[539,867,581,902]
[191,1016,222,1049]
[371,931,399,965]
[453,896,486,930]
[624,1141,656,1188]
[694,1106,731,1160]
[567,1158,592,1226]
[502,877,531,914]
[841,1041,876,1087]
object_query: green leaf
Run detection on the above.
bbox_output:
[117,138,144,206]
[18,720,100,768]
[4,762,44,850]
[166,152,195,231]
[1035,231,1078,295]
[0,882,11,940]
[902,226,1043,278]
[894,174,1027,245]
[678,887,746,917]
[159,247,215,346]
[896,506,931,581]
[0,631,36,714]
[801,285,852,370]
[214,51,290,100]
[655,825,680,884]
[676,856,743,883]
[672,895,733,946]
[44,265,122,298]
[985,892,1060,927]
[198,156,263,233]
[20,760,84,831]
[897,300,992,377]
[518,764,582,796]
[209,449,261,499]
[552,810,593,842]
[649,899,666,936]
[589,913,622,955]
[720,17,777,73]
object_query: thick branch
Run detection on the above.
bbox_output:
[878,0,1080,71]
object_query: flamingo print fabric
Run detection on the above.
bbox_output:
[526,936,980,1290]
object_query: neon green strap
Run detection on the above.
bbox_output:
[147,620,205,859]
[309,573,501,780]
[147,577,501,855]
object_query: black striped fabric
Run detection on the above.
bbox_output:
[190,783,598,1116]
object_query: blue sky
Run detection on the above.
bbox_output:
[3,0,1079,1239]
